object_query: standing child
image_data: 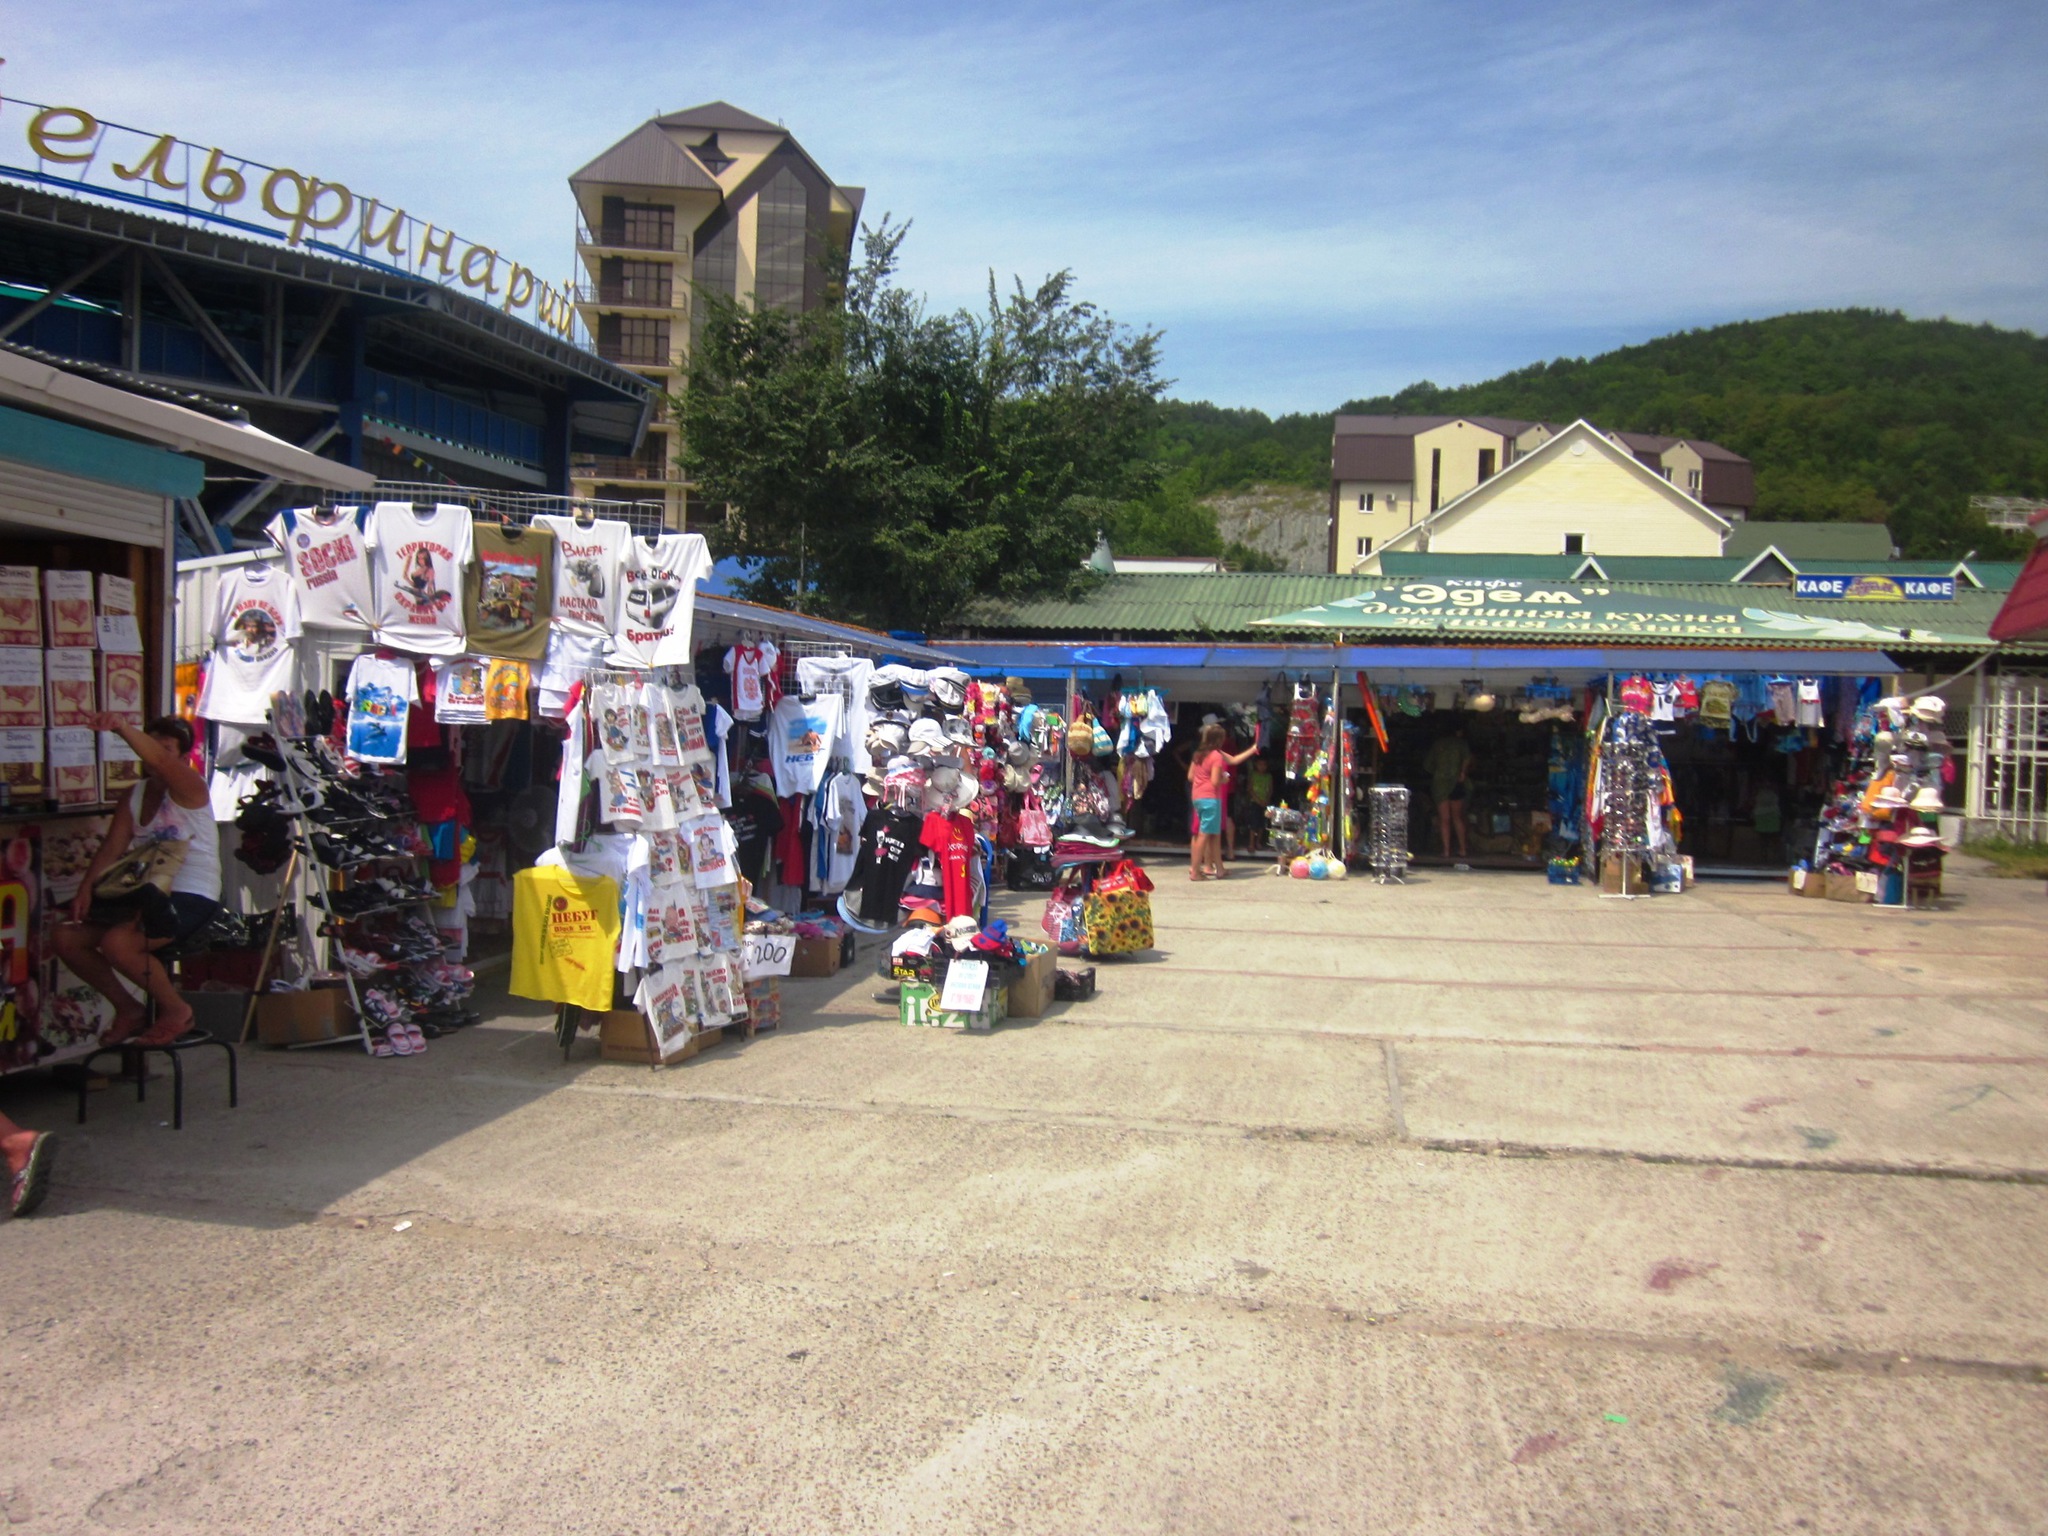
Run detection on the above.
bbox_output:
[1187,723,1259,880]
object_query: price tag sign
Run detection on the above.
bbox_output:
[939,958,989,1013]
[95,614,143,653]
[742,931,794,980]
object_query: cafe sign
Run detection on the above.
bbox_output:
[1253,580,1915,645]
[1,99,578,339]
[1794,573,1955,601]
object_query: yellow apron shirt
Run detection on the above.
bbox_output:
[510,866,621,1010]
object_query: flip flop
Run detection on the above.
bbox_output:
[387,1025,415,1056]
[406,1023,428,1053]
[11,1133,55,1217]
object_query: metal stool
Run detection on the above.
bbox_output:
[75,1031,237,1130]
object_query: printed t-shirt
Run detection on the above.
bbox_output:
[813,772,867,893]
[585,748,644,828]
[684,812,739,888]
[195,564,302,726]
[767,693,844,796]
[613,533,712,668]
[633,962,701,1057]
[344,652,417,765]
[724,642,780,720]
[726,789,785,886]
[918,811,977,921]
[464,522,554,659]
[368,501,473,655]
[534,514,631,639]
[510,865,620,1011]
[433,657,489,724]
[793,655,874,767]
[266,505,374,628]
[536,629,607,719]
[485,658,531,720]
[846,806,923,925]
[1796,678,1824,727]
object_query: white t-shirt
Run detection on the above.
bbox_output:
[767,693,844,797]
[266,506,375,629]
[368,501,473,655]
[586,747,644,828]
[554,690,587,848]
[724,642,779,720]
[344,652,417,765]
[794,655,874,768]
[131,783,223,901]
[612,533,712,669]
[813,771,867,893]
[535,515,631,639]
[433,657,490,724]
[684,812,738,888]
[196,564,302,726]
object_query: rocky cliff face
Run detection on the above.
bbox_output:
[1207,484,1330,572]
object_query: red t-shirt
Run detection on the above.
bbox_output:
[919,811,976,920]
[1189,750,1228,801]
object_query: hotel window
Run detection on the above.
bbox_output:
[618,202,673,251]
[1563,533,1584,554]
[1358,492,1374,511]
[691,217,737,351]
[755,169,810,312]
[1477,448,1496,481]
[1356,536,1373,556]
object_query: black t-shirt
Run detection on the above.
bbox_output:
[726,790,785,885]
[848,806,924,923]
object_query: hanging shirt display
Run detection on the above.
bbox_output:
[813,771,867,893]
[612,532,712,668]
[725,641,781,720]
[195,563,302,726]
[265,505,374,629]
[510,865,621,1011]
[368,501,473,655]
[684,811,739,888]
[535,514,631,640]
[793,654,875,768]
[344,651,418,765]
[464,522,555,660]
[485,658,531,720]
[919,810,977,921]
[845,805,924,926]
[766,692,845,796]
[432,657,490,724]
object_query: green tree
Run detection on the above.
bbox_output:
[678,222,1164,630]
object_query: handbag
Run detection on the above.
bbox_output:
[1017,793,1052,849]
[93,835,188,900]
[1092,858,1154,897]
[1082,883,1154,955]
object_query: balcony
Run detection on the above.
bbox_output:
[573,455,685,485]
[573,279,680,309]
[576,220,679,254]
[594,342,675,368]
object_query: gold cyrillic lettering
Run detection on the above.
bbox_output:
[417,225,458,276]
[200,149,247,204]
[112,133,185,190]
[458,245,500,296]
[259,168,353,245]
[27,106,98,164]
[503,265,535,308]
[358,199,408,260]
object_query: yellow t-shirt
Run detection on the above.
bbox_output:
[510,865,620,1010]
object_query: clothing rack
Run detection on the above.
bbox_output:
[307,484,669,535]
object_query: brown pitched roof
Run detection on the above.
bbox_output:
[1333,413,1535,437]
[569,121,721,190]
[657,101,782,134]
[1332,434,1419,481]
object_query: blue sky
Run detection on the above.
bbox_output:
[6,0,2046,412]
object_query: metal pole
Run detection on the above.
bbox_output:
[1329,641,1345,858]
[1064,667,1078,803]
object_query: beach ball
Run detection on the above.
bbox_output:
[1326,860,1349,881]
[1307,854,1330,879]
[1290,857,1312,879]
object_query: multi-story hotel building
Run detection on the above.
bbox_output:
[568,102,863,527]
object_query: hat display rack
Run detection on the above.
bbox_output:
[1806,692,1954,910]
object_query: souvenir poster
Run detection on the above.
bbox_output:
[0,727,43,800]
[39,814,108,905]
[43,570,94,649]
[100,724,142,799]
[0,567,39,647]
[44,650,94,727]
[100,652,145,724]
[47,727,97,807]
[97,574,136,615]
[0,648,43,729]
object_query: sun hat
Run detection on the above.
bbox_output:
[1005,676,1032,705]
[1900,827,1946,848]
[908,718,949,758]
[942,715,976,746]
[1909,785,1945,813]
[929,668,971,711]
[1909,696,1946,723]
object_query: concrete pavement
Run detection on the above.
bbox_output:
[1,856,2044,1533]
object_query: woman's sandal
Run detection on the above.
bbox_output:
[11,1133,55,1217]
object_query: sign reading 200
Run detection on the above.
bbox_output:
[6,100,578,340]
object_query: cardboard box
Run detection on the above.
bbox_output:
[1599,856,1642,895]
[1789,868,1823,898]
[598,1008,725,1065]
[255,985,355,1045]
[788,934,843,978]
[1006,948,1056,1019]
[899,979,1006,1033]
[1824,871,1871,904]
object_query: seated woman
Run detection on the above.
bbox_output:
[55,714,221,1046]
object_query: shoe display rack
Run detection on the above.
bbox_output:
[247,736,476,1056]
[1365,785,1410,883]
[1597,711,1657,897]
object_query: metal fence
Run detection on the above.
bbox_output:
[1968,673,2048,841]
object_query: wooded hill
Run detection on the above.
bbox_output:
[1143,310,2048,560]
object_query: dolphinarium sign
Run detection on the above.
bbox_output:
[1794,574,1955,601]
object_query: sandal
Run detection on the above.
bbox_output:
[11,1132,55,1217]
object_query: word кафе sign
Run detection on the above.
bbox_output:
[1793,574,1955,601]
